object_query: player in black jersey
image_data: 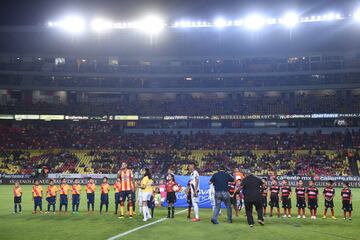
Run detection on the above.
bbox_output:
[281,179,292,218]
[295,179,306,218]
[306,180,319,220]
[323,180,336,219]
[341,182,353,220]
[269,179,280,218]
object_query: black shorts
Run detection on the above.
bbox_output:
[187,193,192,206]
[269,195,279,208]
[115,192,121,204]
[120,190,133,203]
[14,196,22,203]
[262,196,267,207]
[166,192,176,204]
[308,198,318,210]
[325,200,334,208]
[282,197,292,209]
[296,198,306,209]
[342,200,353,212]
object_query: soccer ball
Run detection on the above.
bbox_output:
[173,185,180,192]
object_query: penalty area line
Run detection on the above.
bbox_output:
[106,208,188,240]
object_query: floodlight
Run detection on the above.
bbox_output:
[58,16,85,33]
[245,14,265,30]
[354,9,360,21]
[91,18,113,32]
[324,13,335,21]
[214,18,227,28]
[137,15,165,34]
[282,12,299,27]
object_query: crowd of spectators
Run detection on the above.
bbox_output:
[0,122,359,150]
[0,150,79,175]
[0,149,355,177]
[0,121,358,176]
[2,94,360,115]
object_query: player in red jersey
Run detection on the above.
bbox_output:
[261,178,268,217]
[165,173,178,218]
[118,162,134,219]
[295,179,306,218]
[341,182,353,220]
[323,180,336,219]
[281,179,292,218]
[269,179,280,218]
[306,180,319,220]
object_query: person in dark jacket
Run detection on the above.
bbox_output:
[209,165,234,224]
[241,170,264,227]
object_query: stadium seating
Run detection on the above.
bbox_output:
[2,94,360,115]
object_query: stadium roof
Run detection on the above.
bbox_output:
[0,0,360,56]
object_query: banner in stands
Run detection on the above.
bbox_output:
[2,113,360,121]
[171,175,212,208]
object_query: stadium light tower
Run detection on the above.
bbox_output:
[57,16,85,34]
[91,18,113,32]
[281,12,299,28]
[137,15,165,34]
[245,14,265,30]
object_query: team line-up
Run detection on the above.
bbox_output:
[11,162,354,222]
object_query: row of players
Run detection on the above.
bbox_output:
[11,163,184,222]
[224,178,353,220]
[11,165,354,221]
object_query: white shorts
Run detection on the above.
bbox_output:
[191,189,199,203]
[142,192,152,202]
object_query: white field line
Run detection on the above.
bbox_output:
[106,208,188,240]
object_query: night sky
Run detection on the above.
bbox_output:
[0,0,359,26]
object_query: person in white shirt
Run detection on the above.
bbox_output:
[188,162,200,222]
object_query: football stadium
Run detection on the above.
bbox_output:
[0,0,359,239]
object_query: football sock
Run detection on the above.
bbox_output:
[193,202,199,219]
[129,206,133,216]
[120,205,124,216]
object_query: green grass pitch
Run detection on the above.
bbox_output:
[0,185,358,240]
